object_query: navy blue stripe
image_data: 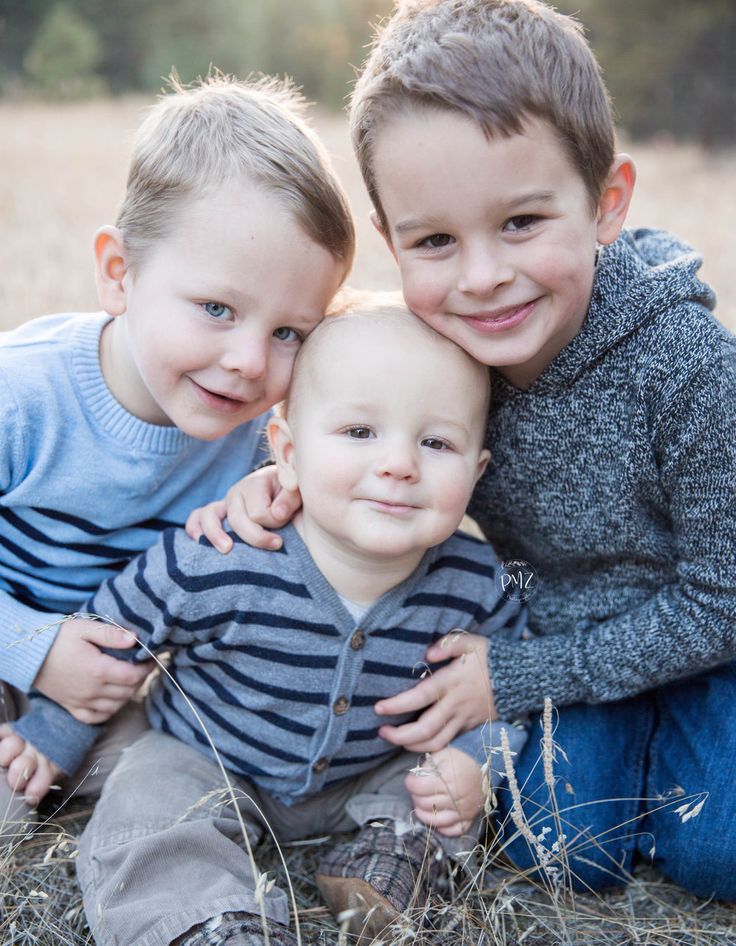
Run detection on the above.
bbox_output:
[345,727,381,742]
[369,626,433,644]
[0,532,49,568]
[163,529,311,598]
[427,553,496,580]
[210,640,337,669]
[0,578,74,612]
[31,506,178,536]
[403,591,496,621]
[158,689,271,778]
[361,659,419,678]
[133,557,340,639]
[105,578,157,639]
[178,667,309,764]
[350,694,386,707]
[194,655,330,706]
[1,508,136,560]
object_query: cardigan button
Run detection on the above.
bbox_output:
[333,696,350,715]
[350,629,366,650]
[312,757,329,773]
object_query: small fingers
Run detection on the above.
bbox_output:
[425,630,488,663]
[374,678,442,718]
[0,727,26,767]
[412,804,467,834]
[270,486,303,524]
[6,748,38,793]
[192,501,232,553]
[379,709,456,751]
[23,757,62,806]
[226,500,282,550]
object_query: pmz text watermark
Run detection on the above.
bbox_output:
[496,559,539,602]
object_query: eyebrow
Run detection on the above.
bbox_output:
[392,190,557,235]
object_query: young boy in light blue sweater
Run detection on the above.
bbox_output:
[0,73,352,833]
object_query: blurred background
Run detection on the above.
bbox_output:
[1,0,734,330]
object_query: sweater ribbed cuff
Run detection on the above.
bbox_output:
[12,695,101,775]
[490,633,584,720]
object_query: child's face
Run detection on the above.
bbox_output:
[273,317,489,568]
[372,110,627,387]
[100,181,344,440]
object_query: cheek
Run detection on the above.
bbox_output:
[433,467,476,515]
[399,262,447,319]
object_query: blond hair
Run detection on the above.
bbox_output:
[118,73,355,273]
[350,0,615,227]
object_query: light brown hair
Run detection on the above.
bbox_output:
[350,0,615,228]
[118,73,355,274]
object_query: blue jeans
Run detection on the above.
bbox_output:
[494,662,736,901]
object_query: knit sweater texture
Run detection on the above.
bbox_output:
[15,525,527,797]
[0,312,268,690]
[470,228,736,719]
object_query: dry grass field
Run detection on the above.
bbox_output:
[0,96,734,331]
[1,98,735,944]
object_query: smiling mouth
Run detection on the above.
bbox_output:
[367,499,418,516]
[460,298,539,332]
[190,379,253,414]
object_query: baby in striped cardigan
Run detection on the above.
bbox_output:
[3,295,527,945]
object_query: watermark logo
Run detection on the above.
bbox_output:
[497,559,538,602]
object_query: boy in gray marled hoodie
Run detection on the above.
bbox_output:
[197,0,736,903]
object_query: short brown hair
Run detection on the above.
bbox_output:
[118,73,355,274]
[350,0,615,227]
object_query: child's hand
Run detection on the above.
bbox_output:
[185,466,302,553]
[406,746,484,837]
[375,632,497,752]
[0,724,62,806]
[33,617,151,724]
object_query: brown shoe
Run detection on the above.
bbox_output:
[316,824,443,943]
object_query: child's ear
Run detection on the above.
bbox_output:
[370,209,397,261]
[94,226,129,317]
[595,154,636,246]
[266,416,299,492]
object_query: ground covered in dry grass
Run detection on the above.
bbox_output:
[4,707,736,946]
[3,797,736,945]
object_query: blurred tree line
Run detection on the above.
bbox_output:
[0,0,734,144]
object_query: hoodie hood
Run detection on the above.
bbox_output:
[519,228,717,393]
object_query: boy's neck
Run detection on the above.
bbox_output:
[293,512,426,606]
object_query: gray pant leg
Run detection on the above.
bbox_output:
[77,731,289,946]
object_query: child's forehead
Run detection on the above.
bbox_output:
[372,110,586,218]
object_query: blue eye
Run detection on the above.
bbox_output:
[202,302,232,320]
[273,326,300,342]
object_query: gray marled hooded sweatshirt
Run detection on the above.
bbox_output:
[470,228,736,720]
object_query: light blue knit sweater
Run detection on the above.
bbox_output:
[0,312,268,691]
